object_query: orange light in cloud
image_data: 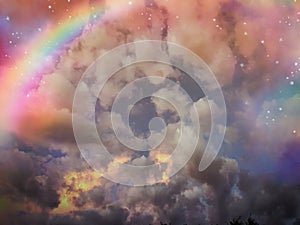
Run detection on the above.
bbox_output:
[116,155,131,164]
[162,172,170,184]
[153,152,170,163]
[52,170,102,214]
[149,150,172,184]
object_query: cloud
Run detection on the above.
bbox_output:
[236,170,300,225]
[0,147,60,225]
[49,206,129,225]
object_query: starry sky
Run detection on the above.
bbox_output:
[0,0,300,224]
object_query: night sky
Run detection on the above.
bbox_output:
[0,0,300,224]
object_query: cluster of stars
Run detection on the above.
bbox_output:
[279,14,300,27]
[212,18,223,31]
[263,106,298,135]
[285,57,300,85]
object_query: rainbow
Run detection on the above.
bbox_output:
[0,0,138,131]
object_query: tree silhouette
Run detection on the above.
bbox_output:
[148,216,260,225]
[228,215,260,225]
[228,216,243,225]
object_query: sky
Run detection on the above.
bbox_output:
[0,0,300,224]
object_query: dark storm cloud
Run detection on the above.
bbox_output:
[1,145,299,225]
[73,186,106,208]
[276,139,300,183]
[49,206,129,225]
[6,212,49,225]
[186,151,300,224]
[128,212,154,225]
[0,131,296,225]
[187,155,239,224]
[17,139,67,158]
[115,174,207,225]
[235,170,300,225]
[0,148,60,209]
